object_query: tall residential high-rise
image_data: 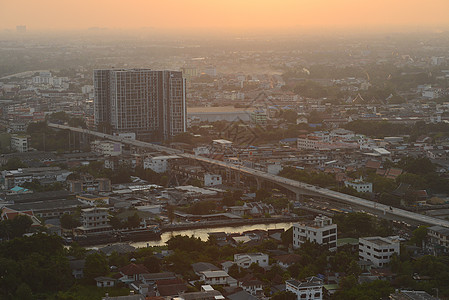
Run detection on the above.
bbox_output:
[94,69,186,141]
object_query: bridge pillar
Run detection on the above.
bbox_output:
[295,191,302,201]
[256,178,263,190]
[225,169,232,183]
[235,171,240,186]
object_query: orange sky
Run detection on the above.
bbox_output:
[2,0,449,32]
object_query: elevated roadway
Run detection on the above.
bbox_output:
[49,123,449,228]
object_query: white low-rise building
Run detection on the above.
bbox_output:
[427,226,449,253]
[293,215,337,251]
[344,178,373,193]
[359,236,400,267]
[143,155,180,173]
[91,140,123,156]
[267,162,283,175]
[76,194,110,206]
[234,253,269,268]
[200,270,236,286]
[204,174,222,186]
[76,207,111,235]
[11,135,29,152]
[286,277,323,300]
[194,146,211,156]
[297,136,322,150]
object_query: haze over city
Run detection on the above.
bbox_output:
[2,1,449,300]
[2,0,449,33]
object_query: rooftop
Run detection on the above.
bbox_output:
[201,270,229,278]
[118,263,149,276]
[428,225,449,236]
[286,276,323,289]
[362,236,398,246]
[7,198,83,212]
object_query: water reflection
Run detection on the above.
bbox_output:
[131,222,294,248]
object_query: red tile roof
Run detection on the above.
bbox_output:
[274,254,302,265]
[366,160,381,169]
[385,168,402,179]
[119,263,149,276]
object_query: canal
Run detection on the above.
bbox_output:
[130,222,295,248]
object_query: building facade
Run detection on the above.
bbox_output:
[427,226,449,253]
[91,140,123,156]
[94,69,186,141]
[204,174,222,186]
[286,277,323,300]
[234,253,269,268]
[11,135,29,152]
[293,215,337,251]
[359,236,400,267]
[77,207,111,235]
[143,155,180,173]
[344,178,373,193]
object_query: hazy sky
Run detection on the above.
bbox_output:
[2,0,449,32]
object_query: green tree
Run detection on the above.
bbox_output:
[346,260,362,278]
[334,279,393,300]
[281,110,298,124]
[399,156,435,175]
[0,234,73,297]
[84,253,108,280]
[271,291,296,300]
[166,205,175,224]
[15,283,33,300]
[60,214,81,230]
[2,157,26,170]
[109,215,123,229]
[409,226,428,247]
[396,173,426,189]
[281,227,293,247]
[143,256,161,273]
[125,213,141,229]
[160,175,169,187]
[108,251,128,268]
[0,215,33,240]
[186,201,216,215]
[255,189,271,201]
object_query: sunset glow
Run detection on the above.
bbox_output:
[2,0,449,32]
